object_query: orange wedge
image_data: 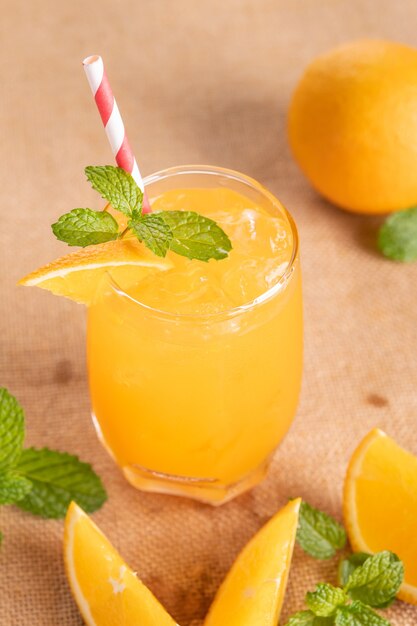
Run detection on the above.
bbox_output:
[19,239,172,305]
[344,428,417,605]
[64,502,179,626]
[204,498,301,626]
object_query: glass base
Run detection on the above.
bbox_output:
[122,458,270,505]
[92,412,271,505]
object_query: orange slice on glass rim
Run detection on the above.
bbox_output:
[344,428,417,605]
[204,498,301,626]
[64,502,179,626]
[19,239,172,305]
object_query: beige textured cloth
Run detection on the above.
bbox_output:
[1,0,417,623]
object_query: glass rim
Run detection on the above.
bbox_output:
[107,164,299,321]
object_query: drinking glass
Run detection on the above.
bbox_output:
[87,166,303,504]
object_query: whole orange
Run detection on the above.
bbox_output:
[288,40,417,214]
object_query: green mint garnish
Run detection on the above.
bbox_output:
[287,501,401,626]
[52,165,232,262]
[339,553,371,587]
[0,387,25,471]
[286,611,334,625]
[52,208,119,247]
[128,213,173,257]
[296,500,347,559]
[378,206,417,262]
[85,165,143,216]
[306,584,347,617]
[344,551,403,608]
[285,547,403,626]
[335,601,390,625]
[15,447,107,519]
[0,387,107,542]
[0,471,32,504]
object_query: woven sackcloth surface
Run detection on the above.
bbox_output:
[1,0,416,624]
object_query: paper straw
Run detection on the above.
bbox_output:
[83,55,151,212]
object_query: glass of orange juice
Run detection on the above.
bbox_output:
[87,165,302,504]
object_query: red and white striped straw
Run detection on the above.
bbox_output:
[83,55,150,211]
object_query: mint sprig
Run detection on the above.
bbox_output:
[285,550,403,626]
[296,500,347,559]
[288,502,403,626]
[52,165,232,262]
[0,387,107,541]
[378,206,417,262]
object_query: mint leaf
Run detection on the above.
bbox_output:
[335,601,390,625]
[285,610,335,625]
[85,165,142,217]
[0,388,25,472]
[297,501,347,559]
[52,208,119,247]
[339,553,371,587]
[0,471,32,504]
[378,207,417,262]
[344,551,403,608]
[52,165,232,261]
[15,447,107,518]
[128,214,172,257]
[158,211,232,261]
[306,583,347,617]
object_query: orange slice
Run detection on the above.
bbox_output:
[344,428,417,605]
[204,498,301,626]
[64,502,179,626]
[19,239,172,305]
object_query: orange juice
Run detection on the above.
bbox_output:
[87,166,302,503]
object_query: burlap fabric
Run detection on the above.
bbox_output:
[1,0,417,623]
